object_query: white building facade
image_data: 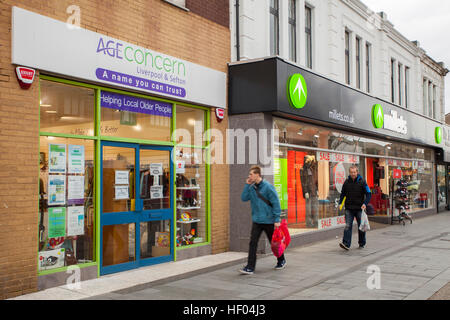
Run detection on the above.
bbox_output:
[230,0,448,122]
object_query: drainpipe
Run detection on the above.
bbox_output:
[235,0,240,61]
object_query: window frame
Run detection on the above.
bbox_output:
[288,0,297,63]
[270,0,280,56]
[345,30,351,85]
[305,5,313,69]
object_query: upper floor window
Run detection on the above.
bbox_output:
[405,66,410,108]
[366,43,371,93]
[288,0,297,62]
[398,63,403,106]
[305,6,313,69]
[355,37,361,89]
[345,30,350,85]
[391,59,395,103]
[270,0,280,56]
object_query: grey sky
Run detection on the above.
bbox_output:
[361,0,450,115]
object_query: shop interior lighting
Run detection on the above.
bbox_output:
[40,100,52,107]
[133,124,142,131]
[45,110,57,114]
[60,116,79,120]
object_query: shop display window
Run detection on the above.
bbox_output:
[387,160,434,216]
[175,105,205,146]
[437,165,446,209]
[38,137,95,271]
[175,147,207,247]
[40,80,95,136]
[100,91,172,141]
[274,117,436,231]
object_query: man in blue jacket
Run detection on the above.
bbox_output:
[338,165,372,251]
[239,166,286,275]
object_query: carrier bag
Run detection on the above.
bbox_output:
[271,219,291,258]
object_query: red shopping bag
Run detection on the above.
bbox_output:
[271,219,291,258]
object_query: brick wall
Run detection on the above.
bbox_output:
[210,111,229,254]
[186,0,229,28]
[0,0,229,299]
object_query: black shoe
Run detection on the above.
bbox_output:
[275,260,286,270]
[339,242,350,251]
[239,266,254,275]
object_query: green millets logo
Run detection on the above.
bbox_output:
[287,74,308,109]
[435,127,443,144]
[371,104,384,129]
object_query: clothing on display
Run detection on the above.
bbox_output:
[300,155,319,228]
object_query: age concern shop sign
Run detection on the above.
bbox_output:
[11,6,226,108]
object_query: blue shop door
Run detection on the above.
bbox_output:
[100,141,174,275]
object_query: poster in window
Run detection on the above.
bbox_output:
[67,175,84,205]
[49,144,66,173]
[67,206,85,236]
[68,145,85,174]
[38,248,65,271]
[48,207,66,238]
[115,185,129,200]
[48,175,66,206]
[150,163,163,176]
[150,185,163,199]
[115,170,129,185]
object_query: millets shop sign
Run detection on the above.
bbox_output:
[371,104,408,135]
[11,7,226,108]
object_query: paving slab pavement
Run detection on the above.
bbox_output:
[10,212,450,300]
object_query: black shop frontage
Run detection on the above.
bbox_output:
[227,57,449,251]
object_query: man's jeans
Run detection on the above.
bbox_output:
[342,209,366,248]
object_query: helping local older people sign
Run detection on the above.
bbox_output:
[11,7,226,108]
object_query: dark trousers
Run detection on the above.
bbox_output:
[247,223,285,270]
[342,209,366,248]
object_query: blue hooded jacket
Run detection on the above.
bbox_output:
[241,179,281,224]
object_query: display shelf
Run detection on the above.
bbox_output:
[177,219,201,224]
[177,206,201,210]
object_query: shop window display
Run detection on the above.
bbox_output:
[387,160,434,216]
[175,105,205,146]
[437,165,446,210]
[39,137,95,271]
[175,147,207,246]
[40,80,95,136]
[274,117,435,232]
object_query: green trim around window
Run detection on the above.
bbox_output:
[39,132,98,140]
[99,136,174,147]
[38,75,213,276]
[38,262,98,276]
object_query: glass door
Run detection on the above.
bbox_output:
[100,141,173,275]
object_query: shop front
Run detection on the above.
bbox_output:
[11,6,226,288]
[228,57,446,250]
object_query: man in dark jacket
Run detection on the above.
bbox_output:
[239,166,286,275]
[338,166,372,250]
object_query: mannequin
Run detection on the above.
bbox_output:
[300,155,319,228]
